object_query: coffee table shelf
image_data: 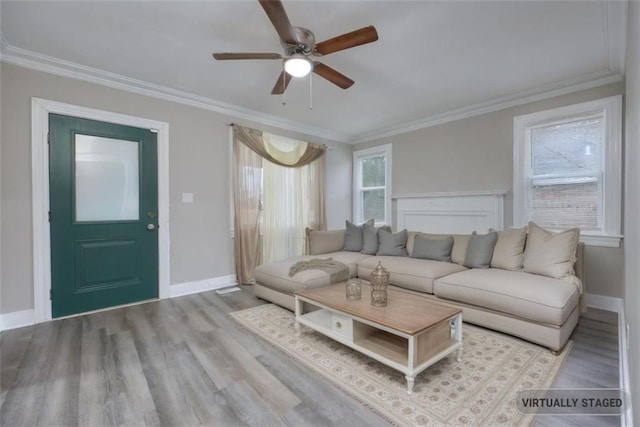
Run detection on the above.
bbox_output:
[294,283,463,394]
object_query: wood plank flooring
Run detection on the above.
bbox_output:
[1,286,621,426]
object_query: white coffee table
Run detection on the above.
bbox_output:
[294,282,463,394]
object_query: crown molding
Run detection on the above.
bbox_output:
[0,36,624,145]
[0,40,351,143]
[351,70,623,143]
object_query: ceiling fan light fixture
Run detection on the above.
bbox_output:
[284,55,312,77]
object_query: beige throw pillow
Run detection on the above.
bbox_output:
[491,227,527,271]
[306,228,346,255]
[523,222,580,279]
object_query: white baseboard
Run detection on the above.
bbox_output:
[583,293,632,426]
[0,274,238,332]
[0,309,36,332]
[618,308,633,427]
[169,274,238,298]
[585,292,624,313]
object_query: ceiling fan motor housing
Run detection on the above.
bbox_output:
[281,27,316,56]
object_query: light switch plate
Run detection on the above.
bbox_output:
[182,193,194,203]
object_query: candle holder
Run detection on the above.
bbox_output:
[345,278,362,300]
[370,261,390,307]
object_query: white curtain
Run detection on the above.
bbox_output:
[262,132,325,263]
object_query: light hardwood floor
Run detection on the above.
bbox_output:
[1,286,621,426]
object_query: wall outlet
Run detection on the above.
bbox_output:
[182,193,194,203]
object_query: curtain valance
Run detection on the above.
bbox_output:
[233,124,325,167]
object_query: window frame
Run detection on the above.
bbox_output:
[353,144,392,226]
[513,95,623,247]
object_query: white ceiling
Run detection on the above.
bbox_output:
[0,1,627,143]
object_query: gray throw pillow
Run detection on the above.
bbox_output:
[377,229,408,256]
[463,231,498,268]
[343,219,374,252]
[361,222,392,255]
[411,234,454,262]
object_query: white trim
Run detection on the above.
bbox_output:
[513,95,623,248]
[583,293,631,426]
[393,189,508,199]
[618,307,633,427]
[352,72,623,143]
[169,275,237,298]
[352,144,392,225]
[396,193,504,234]
[585,293,624,313]
[31,98,171,323]
[0,40,624,145]
[0,274,236,331]
[2,44,349,143]
[0,309,36,331]
[580,233,623,248]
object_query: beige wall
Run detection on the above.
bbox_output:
[624,1,640,423]
[359,82,625,298]
[0,63,351,314]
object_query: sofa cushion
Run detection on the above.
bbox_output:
[434,269,580,325]
[343,219,374,252]
[358,256,467,294]
[523,222,580,279]
[306,228,346,255]
[411,234,454,262]
[463,231,498,268]
[491,227,527,270]
[361,223,392,255]
[377,229,408,256]
[255,251,372,294]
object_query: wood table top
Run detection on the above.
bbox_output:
[295,282,461,335]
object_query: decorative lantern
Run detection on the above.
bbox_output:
[370,261,390,307]
[345,278,362,300]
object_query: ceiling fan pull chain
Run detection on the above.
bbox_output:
[309,72,313,110]
[282,66,287,106]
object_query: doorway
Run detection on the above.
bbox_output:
[49,114,159,317]
[31,98,170,322]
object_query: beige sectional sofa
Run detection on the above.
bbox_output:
[254,224,585,352]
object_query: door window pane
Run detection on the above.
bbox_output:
[75,134,139,221]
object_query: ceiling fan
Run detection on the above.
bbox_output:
[212,0,378,95]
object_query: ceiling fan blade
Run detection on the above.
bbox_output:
[314,26,379,55]
[258,0,297,45]
[213,52,282,60]
[312,62,354,89]
[271,71,293,95]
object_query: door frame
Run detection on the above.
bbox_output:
[31,98,170,323]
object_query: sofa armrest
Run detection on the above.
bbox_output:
[574,242,585,284]
[306,228,346,255]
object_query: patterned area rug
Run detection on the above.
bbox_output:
[231,304,571,426]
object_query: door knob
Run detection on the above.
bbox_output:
[147,224,156,231]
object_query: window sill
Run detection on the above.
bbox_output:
[580,233,623,248]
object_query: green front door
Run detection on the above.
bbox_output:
[49,114,159,318]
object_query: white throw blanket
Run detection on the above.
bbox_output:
[288,257,349,284]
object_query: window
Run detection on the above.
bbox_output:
[353,144,392,225]
[514,95,622,247]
